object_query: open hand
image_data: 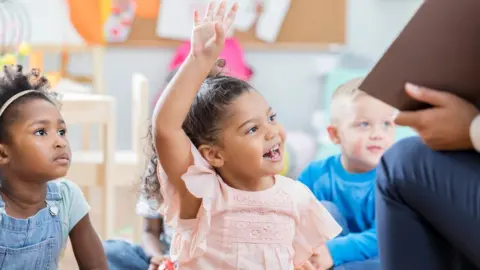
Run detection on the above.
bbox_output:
[395,83,479,151]
[191,0,238,59]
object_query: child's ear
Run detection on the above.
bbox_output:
[198,144,225,168]
[327,125,340,144]
[0,144,10,165]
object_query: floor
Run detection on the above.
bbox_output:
[59,187,140,269]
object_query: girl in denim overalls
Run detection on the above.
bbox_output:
[0,65,108,269]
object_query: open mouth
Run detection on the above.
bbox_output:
[263,144,281,161]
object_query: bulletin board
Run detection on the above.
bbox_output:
[109,0,346,50]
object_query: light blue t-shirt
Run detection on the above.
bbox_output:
[53,179,90,246]
[298,155,377,266]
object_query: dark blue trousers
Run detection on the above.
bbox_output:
[376,136,480,270]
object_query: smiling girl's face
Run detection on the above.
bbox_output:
[204,90,286,183]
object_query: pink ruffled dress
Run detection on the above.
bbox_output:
[158,143,341,269]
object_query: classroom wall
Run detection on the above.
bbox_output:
[22,0,422,150]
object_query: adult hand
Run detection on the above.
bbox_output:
[395,83,479,151]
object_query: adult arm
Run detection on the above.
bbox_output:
[470,115,480,152]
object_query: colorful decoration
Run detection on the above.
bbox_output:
[0,0,31,64]
[103,0,136,43]
[0,42,31,66]
[68,0,105,44]
[68,0,141,44]
[0,54,16,66]
[17,42,31,56]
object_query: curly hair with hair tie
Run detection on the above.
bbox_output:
[0,65,59,143]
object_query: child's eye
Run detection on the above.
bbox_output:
[34,129,47,136]
[247,126,258,135]
[383,121,392,127]
[58,129,67,136]
[359,121,369,127]
[268,113,277,122]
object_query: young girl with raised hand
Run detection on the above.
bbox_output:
[0,65,107,269]
[149,1,341,269]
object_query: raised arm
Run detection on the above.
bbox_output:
[152,0,238,218]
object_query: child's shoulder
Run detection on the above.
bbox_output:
[306,155,339,171]
[299,155,339,179]
[52,178,83,198]
[275,175,321,205]
[276,175,314,195]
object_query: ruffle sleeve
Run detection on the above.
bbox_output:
[291,181,342,267]
[157,142,219,263]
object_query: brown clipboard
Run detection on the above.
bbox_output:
[360,0,480,111]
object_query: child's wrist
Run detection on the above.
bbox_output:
[186,53,219,73]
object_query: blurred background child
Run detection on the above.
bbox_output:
[299,78,396,270]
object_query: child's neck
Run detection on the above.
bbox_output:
[0,176,47,218]
[340,155,375,173]
[219,169,275,191]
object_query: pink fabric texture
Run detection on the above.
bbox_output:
[168,38,253,80]
[157,142,342,269]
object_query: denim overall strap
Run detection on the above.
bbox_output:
[0,191,5,218]
[0,181,64,270]
[45,181,62,216]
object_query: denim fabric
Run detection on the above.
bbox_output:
[0,181,63,269]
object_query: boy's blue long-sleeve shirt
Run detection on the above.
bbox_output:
[298,155,377,266]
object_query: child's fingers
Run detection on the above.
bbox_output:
[214,0,226,22]
[193,9,200,25]
[204,0,215,22]
[223,2,238,31]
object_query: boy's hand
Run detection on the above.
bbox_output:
[310,245,334,270]
[191,0,238,61]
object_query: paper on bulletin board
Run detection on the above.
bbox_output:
[156,0,206,41]
[156,0,257,40]
[256,0,291,43]
[155,0,291,43]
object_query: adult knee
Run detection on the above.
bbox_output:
[376,136,433,193]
